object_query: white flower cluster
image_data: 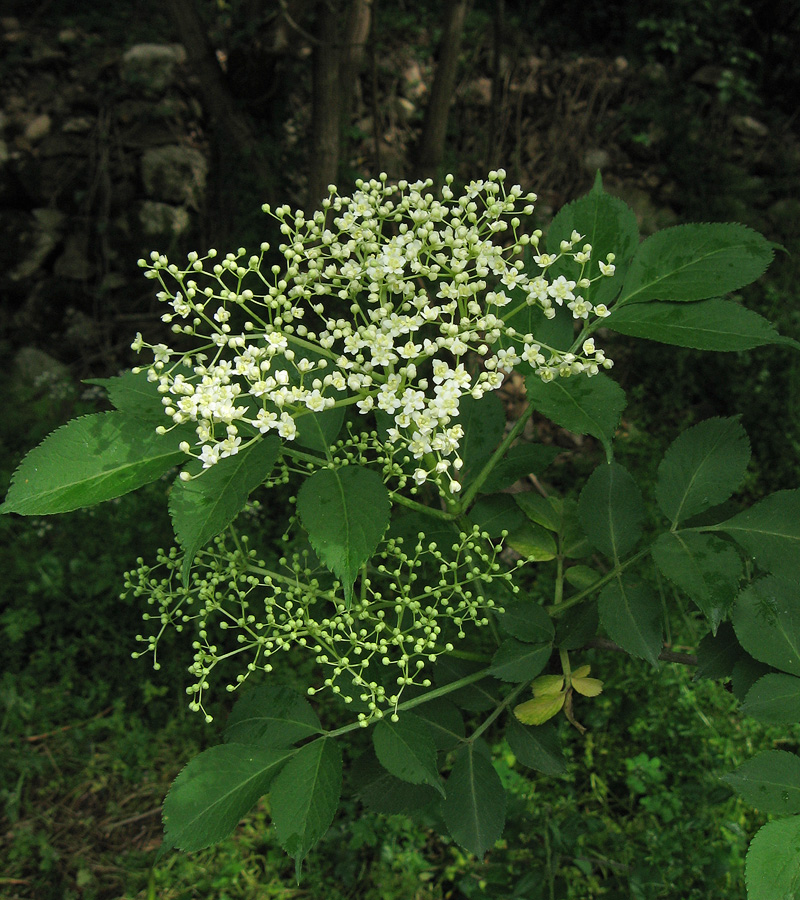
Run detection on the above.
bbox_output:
[126,525,513,722]
[134,171,615,491]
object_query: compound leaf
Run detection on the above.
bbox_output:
[746,816,800,900]
[372,714,444,795]
[505,716,566,776]
[490,639,552,682]
[732,575,800,677]
[724,750,800,816]
[224,685,322,747]
[743,674,800,725]
[599,577,662,666]
[578,461,645,559]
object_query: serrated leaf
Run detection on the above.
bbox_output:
[531,674,566,697]
[599,577,662,665]
[513,693,566,726]
[2,412,189,515]
[270,739,342,874]
[711,490,800,581]
[163,743,294,851]
[357,748,440,814]
[372,714,444,795]
[655,417,750,525]
[571,675,603,697]
[433,657,501,712]
[514,492,561,531]
[490,639,551,682]
[546,175,639,306]
[743,674,800,724]
[732,575,800,677]
[441,741,506,857]
[732,655,772,703]
[295,405,345,453]
[455,393,506,487]
[505,716,566,776]
[746,816,800,900]
[605,298,800,351]
[506,520,558,560]
[413,699,465,751]
[480,444,560,494]
[296,465,390,606]
[651,531,742,632]
[85,368,167,422]
[564,565,601,590]
[497,598,555,644]
[556,600,599,649]
[695,621,744,680]
[224,685,322,747]
[724,750,800,815]
[618,222,773,305]
[578,461,645,559]
[470,493,527,538]
[525,373,626,462]
[170,436,280,584]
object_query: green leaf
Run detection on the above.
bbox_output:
[578,461,645,559]
[413,699,465,751]
[372,714,444,795]
[497,598,555,644]
[556,601,599,649]
[564,565,601,591]
[732,655,772,703]
[524,373,626,462]
[605,298,800,351]
[515,492,561,531]
[224,685,322,747]
[505,716,566,776]
[732,575,800,677]
[357,748,440,814]
[599,577,662,666]
[479,444,559,494]
[651,531,742,632]
[434,657,501,713]
[2,412,189,515]
[724,750,800,816]
[746,816,800,900]
[506,520,558,561]
[455,393,506,486]
[655,417,750,525]
[557,498,593,559]
[170,436,280,584]
[490,639,552,682]
[295,406,345,453]
[618,222,773,305]
[296,465,390,606]
[270,738,342,875]
[743,674,800,725]
[86,368,167,422]
[695,622,744,680]
[163,743,294,851]
[470,493,527,538]
[711,490,800,581]
[547,174,639,306]
[441,741,506,857]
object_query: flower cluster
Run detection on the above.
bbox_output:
[125,524,514,722]
[134,170,615,491]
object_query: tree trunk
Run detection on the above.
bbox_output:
[338,0,373,142]
[416,0,469,184]
[307,0,342,211]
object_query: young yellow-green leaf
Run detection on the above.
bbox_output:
[441,741,506,858]
[490,639,551,683]
[746,816,800,900]
[618,222,773,305]
[505,716,566,776]
[270,738,342,876]
[163,743,295,851]
[571,675,603,697]
[655,417,750,525]
[578,461,645,560]
[711,490,800,581]
[743,673,800,725]
[372,714,444,795]
[506,520,558,560]
[732,575,800,677]
[2,412,190,515]
[513,692,566,726]
[170,436,280,585]
[651,531,742,632]
[531,674,565,697]
[497,598,555,644]
[724,750,800,816]
[514,492,561,532]
[524,373,626,462]
[224,684,322,747]
[599,577,662,666]
[296,465,390,606]
[605,298,800,351]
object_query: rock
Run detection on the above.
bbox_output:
[731,115,769,138]
[54,232,93,280]
[141,145,207,207]
[9,209,66,281]
[24,114,52,144]
[121,43,186,95]
[139,201,191,237]
[12,346,72,398]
